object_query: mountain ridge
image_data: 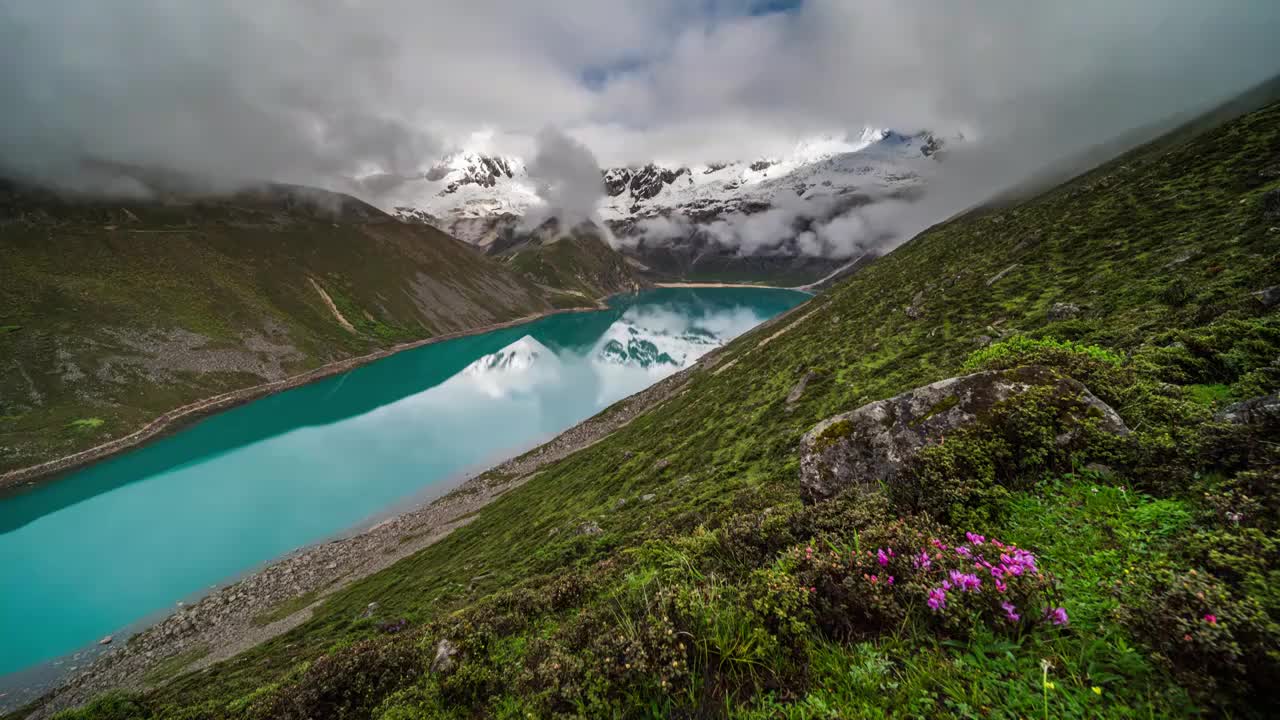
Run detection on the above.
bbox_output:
[387,128,951,283]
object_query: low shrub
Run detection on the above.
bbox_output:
[793,520,1065,643]
[1117,564,1280,709]
[964,336,1129,404]
[251,638,425,720]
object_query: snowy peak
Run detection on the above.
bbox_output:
[426,151,525,194]
[594,316,720,370]
[463,336,554,376]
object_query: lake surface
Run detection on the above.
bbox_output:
[0,287,807,680]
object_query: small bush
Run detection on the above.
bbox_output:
[964,335,1129,404]
[891,385,1123,525]
[793,520,1065,642]
[1118,565,1280,710]
[252,638,425,720]
[52,692,152,720]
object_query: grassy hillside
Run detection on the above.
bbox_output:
[502,223,645,299]
[39,93,1280,720]
[0,182,569,475]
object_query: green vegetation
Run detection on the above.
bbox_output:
[504,228,640,299]
[66,418,105,432]
[32,95,1280,718]
[250,590,323,628]
[143,645,212,687]
[0,184,576,474]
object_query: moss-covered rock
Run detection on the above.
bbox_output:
[798,365,1128,503]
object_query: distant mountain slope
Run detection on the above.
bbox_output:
[0,181,580,476]
[388,129,950,283]
[497,220,646,299]
[62,87,1280,719]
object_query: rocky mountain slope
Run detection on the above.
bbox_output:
[388,129,949,284]
[0,180,586,476]
[27,87,1280,720]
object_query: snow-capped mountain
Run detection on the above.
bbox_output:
[381,128,957,283]
[460,335,560,397]
[595,319,719,371]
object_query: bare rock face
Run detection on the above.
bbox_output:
[798,366,1128,504]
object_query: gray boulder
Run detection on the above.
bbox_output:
[786,370,819,409]
[1252,285,1279,309]
[1048,302,1083,321]
[1215,394,1280,426]
[431,639,458,674]
[798,366,1128,504]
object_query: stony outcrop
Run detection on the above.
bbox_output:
[1215,394,1280,427]
[431,639,458,674]
[798,366,1128,504]
[1253,285,1279,309]
[1048,302,1083,321]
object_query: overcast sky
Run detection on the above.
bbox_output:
[3,0,1279,194]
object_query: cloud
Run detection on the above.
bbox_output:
[1,0,1277,213]
[524,127,605,228]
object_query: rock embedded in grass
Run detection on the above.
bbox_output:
[798,365,1128,503]
[1214,393,1280,426]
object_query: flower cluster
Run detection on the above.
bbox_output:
[793,525,1066,639]
[915,534,1063,627]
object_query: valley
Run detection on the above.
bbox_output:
[3,4,1279,718]
[17,81,1276,720]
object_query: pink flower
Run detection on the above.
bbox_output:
[913,550,932,570]
[948,570,981,592]
[927,587,947,611]
[1204,614,1218,625]
[1045,607,1069,626]
[955,545,972,559]
[1001,601,1020,623]
[965,532,986,546]
[887,575,895,585]
[869,575,878,583]
[877,549,890,567]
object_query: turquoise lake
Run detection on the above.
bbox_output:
[0,287,808,680]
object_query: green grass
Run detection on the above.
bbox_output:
[1184,383,1233,407]
[142,645,211,687]
[66,418,105,432]
[250,590,321,628]
[34,90,1280,719]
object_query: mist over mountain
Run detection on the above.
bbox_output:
[4,1,1278,245]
